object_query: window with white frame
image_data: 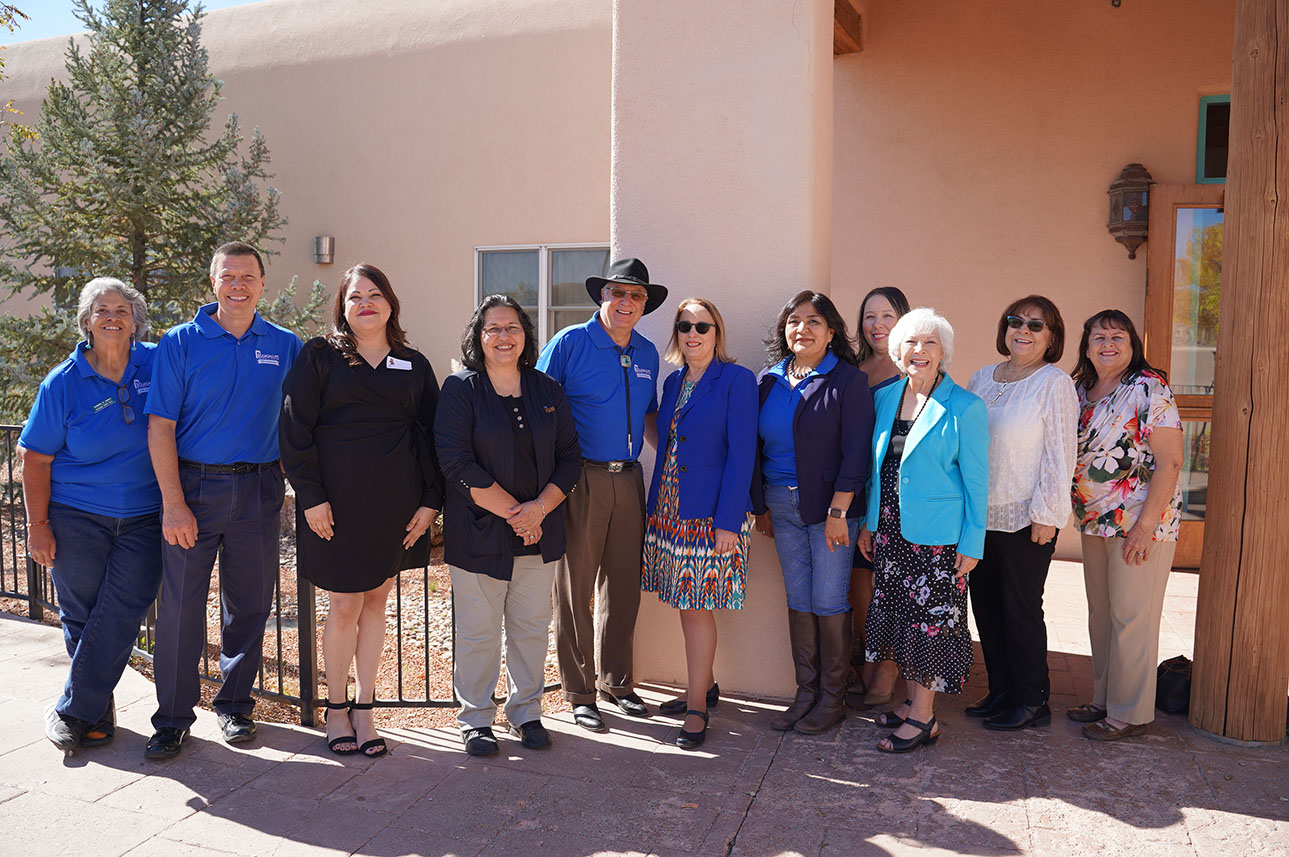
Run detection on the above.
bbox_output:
[475,244,609,346]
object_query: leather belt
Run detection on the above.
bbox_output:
[179,458,280,475]
[583,458,639,473]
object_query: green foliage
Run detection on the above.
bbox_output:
[259,276,331,342]
[1,5,33,140]
[0,303,78,422]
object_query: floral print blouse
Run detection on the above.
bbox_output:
[1072,370,1183,541]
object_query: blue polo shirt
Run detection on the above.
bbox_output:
[145,303,302,464]
[759,351,838,486]
[19,341,162,517]
[537,314,658,462]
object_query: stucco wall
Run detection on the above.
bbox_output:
[831,0,1234,560]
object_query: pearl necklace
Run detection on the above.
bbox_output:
[786,357,817,380]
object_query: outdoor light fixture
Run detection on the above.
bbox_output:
[314,236,335,264]
[1106,163,1152,260]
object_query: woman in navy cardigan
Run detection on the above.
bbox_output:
[642,298,757,750]
[435,296,582,756]
[751,290,875,735]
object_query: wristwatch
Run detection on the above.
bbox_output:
[827,507,847,519]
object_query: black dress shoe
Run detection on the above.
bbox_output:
[600,690,650,717]
[676,709,709,750]
[144,727,190,761]
[984,703,1051,731]
[463,727,499,756]
[964,691,1009,719]
[510,720,552,750]
[572,704,609,733]
[218,712,257,744]
[659,683,720,715]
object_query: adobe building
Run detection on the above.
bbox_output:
[4,0,1283,742]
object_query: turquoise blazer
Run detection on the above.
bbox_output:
[864,374,990,558]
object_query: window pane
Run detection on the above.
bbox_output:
[1203,102,1229,180]
[550,248,609,307]
[1180,420,1210,521]
[480,250,539,307]
[550,308,595,334]
[1170,207,1222,395]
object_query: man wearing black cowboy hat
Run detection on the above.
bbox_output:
[536,257,668,732]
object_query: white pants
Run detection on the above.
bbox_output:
[450,556,556,731]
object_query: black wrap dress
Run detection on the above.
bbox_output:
[280,337,444,593]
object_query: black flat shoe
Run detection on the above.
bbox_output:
[877,715,939,754]
[659,683,720,715]
[873,698,912,728]
[600,690,650,717]
[351,701,387,757]
[144,726,189,761]
[984,703,1051,731]
[965,691,1009,718]
[572,704,609,733]
[676,709,709,750]
[324,699,359,755]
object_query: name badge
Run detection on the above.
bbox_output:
[386,356,413,371]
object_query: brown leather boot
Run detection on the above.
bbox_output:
[770,610,819,730]
[795,612,853,734]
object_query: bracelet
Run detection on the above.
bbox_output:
[537,497,547,517]
[27,520,49,527]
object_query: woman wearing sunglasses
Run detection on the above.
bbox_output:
[642,298,757,749]
[19,278,163,752]
[963,296,1077,731]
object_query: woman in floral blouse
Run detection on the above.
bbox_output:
[1069,309,1183,741]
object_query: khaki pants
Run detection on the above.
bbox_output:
[554,464,646,704]
[450,556,556,731]
[1080,534,1176,725]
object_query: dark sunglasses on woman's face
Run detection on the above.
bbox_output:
[1006,315,1048,333]
[676,321,716,334]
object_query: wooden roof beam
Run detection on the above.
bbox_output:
[834,0,863,55]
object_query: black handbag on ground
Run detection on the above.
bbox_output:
[1156,655,1192,714]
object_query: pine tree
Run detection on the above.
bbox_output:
[0,0,322,420]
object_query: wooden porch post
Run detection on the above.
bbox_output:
[1189,0,1289,744]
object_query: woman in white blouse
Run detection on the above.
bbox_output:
[965,296,1078,731]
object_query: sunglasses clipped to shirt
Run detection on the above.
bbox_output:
[1005,315,1048,333]
[675,321,716,334]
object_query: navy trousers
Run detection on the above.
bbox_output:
[151,467,284,731]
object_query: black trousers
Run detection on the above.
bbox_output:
[969,526,1055,706]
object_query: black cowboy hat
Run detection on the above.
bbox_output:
[585,257,669,315]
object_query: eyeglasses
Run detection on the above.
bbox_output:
[1006,316,1048,333]
[116,385,135,425]
[482,324,523,339]
[603,286,649,305]
[675,321,716,334]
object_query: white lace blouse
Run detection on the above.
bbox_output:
[966,362,1079,533]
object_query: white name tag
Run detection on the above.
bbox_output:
[386,356,413,371]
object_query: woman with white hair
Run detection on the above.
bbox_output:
[857,307,989,752]
[19,277,163,753]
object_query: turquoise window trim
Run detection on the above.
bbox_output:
[1196,94,1230,185]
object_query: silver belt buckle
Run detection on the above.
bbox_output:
[607,461,624,473]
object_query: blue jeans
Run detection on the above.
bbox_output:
[47,502,163,723]
[763,484,857,615]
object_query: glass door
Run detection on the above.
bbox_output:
[1144,184,1224,569]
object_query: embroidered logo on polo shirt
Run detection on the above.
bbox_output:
[133,379,151,394]
[255,350,280,366]
[633,365,652,381]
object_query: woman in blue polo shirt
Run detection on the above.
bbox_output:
[751,290,874,736]
[19,278,162,753]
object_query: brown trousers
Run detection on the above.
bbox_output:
[554,464,646,703]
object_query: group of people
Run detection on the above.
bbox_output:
[20,245,1185,762]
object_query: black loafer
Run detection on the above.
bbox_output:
[572,704,609,732]
[600,691,650,718]
[463,727,499,756]
[510,720,552,750]
[218,712,257,744]
[144,726,190,761]
[964,691,1009,719]
[984,703,1051,731]
[659,683,720,716]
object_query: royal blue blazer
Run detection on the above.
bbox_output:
[646,360,758,534]
[750,359,875,526]
[864,374,990,559]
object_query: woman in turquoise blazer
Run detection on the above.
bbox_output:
[857,307,989,753]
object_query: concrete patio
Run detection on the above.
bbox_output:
[1,560,1285,857]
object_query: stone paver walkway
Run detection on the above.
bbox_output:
[1,561,1285,857]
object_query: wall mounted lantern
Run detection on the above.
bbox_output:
[1107,163,1152,260]
[314,236,335,265]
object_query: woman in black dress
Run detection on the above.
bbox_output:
[281,264,443,757]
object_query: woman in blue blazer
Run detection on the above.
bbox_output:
[857,307,989,753]
[642,298,757,750]
[750,291,875,736]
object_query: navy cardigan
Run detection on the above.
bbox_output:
[434,367,582,580]
[646,359,758,533]
[750,358,875,526]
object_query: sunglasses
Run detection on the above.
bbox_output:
[1006,315,1048,333]
[603,286,649,304]
[676,321,716,334]
[116,384,135,425]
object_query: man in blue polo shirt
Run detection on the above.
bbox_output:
[537,257,666,732]
[142,242,302,760]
